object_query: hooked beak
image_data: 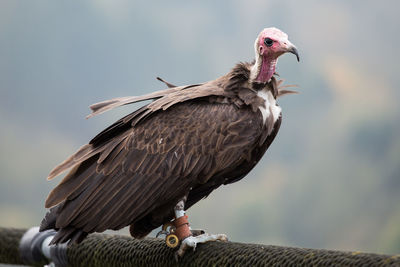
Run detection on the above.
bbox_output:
[287,44,300,62]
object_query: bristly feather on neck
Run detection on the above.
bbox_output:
[224,61,277,93]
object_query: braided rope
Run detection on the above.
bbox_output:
[0,227,399,266]
[0,227,48,267]
[66,234,400,267]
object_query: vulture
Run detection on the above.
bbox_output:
[40,27,299,256]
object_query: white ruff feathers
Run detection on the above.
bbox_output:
[257,90,281,124]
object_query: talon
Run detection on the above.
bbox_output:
[157,222,176,238]
[156,230,169,238]
[219,234,229,242]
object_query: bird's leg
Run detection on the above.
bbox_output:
[172,200,228,258]
[156,199,190,241]
[171,200,192,242]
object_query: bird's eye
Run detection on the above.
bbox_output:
[264,38,274,47]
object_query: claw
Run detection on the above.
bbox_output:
[157,222,176,238]
[156,230,169,238]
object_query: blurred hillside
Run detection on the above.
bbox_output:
[0,0,399,254]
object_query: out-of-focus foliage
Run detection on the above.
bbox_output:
[0,0,399,254]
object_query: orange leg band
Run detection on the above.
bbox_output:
[173,215,192,240]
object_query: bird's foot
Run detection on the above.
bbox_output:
[176,233,228,258]
[156,222,181,248]
[156,222,175,238]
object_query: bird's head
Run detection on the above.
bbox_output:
[251,27,299,83]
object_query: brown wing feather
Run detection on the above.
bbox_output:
[185,116,282,210]
[48,66,286,180]
[47,82,227,180]
[45,99,266,241]
[86,83,203,118]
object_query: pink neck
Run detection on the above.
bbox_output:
[256,56,276,83]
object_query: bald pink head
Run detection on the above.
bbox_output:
[252,27,299,83]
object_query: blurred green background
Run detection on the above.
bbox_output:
[0,0,399,255]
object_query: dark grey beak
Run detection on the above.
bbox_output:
[288,46,300,62]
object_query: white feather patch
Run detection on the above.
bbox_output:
[257,90,281,124]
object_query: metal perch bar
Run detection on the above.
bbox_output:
[0,227,399,266]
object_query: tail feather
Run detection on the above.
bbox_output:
[48,226,88,245]
[40,204,62,232]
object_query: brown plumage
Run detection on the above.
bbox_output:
[40,27,299,245]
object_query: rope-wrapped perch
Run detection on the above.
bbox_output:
[0,227,399,266]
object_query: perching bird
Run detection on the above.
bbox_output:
[40,27,299,256]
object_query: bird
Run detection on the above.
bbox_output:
[40,27,299,256]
